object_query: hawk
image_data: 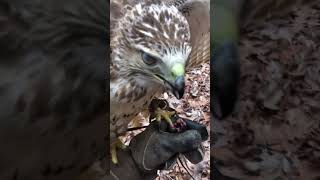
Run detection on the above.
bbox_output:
[110,0,210,163]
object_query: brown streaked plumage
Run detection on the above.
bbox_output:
[110,0,210,144]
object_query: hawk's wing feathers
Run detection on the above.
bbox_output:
[179,0,210,69]
[171,0,210,69]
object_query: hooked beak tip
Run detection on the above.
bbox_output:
[173,76,185,99]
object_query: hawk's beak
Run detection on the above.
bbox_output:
[171,75,185,99]
[170,63,185,99]
[156,63,186,99]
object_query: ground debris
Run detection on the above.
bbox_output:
[213,2,320,180]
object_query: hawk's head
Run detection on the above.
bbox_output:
[112,2,191,99]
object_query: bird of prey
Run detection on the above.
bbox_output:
[110,0,210,163]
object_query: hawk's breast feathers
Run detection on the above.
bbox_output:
[110,0,209,139]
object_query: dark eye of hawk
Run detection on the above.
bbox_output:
[141,51,158,66]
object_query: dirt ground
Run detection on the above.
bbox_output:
[213,2,320,180]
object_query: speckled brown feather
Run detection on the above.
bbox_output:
[182,0,210,70]
[110,0,210,143]
[111,0,210,71]
[111,0,185,141]
[165,0,210,70]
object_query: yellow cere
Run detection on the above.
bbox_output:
[171,63,185,77]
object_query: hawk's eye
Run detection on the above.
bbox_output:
[141,52,158,65]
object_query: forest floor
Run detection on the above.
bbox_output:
[156,63,211,180]
[213,2,320,180]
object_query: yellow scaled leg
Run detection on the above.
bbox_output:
[111,138,126,164]
[155,107,175,127]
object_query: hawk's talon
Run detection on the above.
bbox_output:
[155,107,176,127]
[111,138,126,164]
